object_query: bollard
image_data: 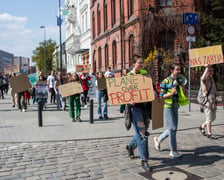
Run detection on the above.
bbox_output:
[89,99,94,123]
[38,102,43,127]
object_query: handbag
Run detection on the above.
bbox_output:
[197,81,212,105]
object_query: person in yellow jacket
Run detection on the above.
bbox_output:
[154,63,188,158]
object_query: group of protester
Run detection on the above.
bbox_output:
[0,73,10,99]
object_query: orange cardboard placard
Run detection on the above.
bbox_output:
[9,74,32,94]
[106,74,155,105]
[58,82,83,98]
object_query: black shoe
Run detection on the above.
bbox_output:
[141,161,152,171]
[104,115,109,120]
[76,116,82,122]
[126,145,134,159]
[99,116,103,120]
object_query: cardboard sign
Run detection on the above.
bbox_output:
[97,78,106,90]
[151,99,164,130]
[9,74,32,94]
[76,64,90,73]
[3,64,20,74]
[189,45,224,67]
[28,72,39,85]
[87,75,96,97]
[58,82,83,98]
[35,83,48,98]
[106,74,155,105]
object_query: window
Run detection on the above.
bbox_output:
[98,47,102,70]
[160,0,172,7]
[97,4,101,35]
[111,0,116,26]
[93,50,96,73]
[128,0,134,18]
[92,12,95,39]
[160,31,175,56]
[112,41,117,68]
[104,0,108,31]
[82,15,84,33]
[128,34,135,64]
[105,44,109,68]
[85,11,88,31]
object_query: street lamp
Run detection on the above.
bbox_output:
[40,26,47,76]
[59,0,63,71]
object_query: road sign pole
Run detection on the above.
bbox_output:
[188,41,191,112]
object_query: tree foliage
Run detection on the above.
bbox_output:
[32,39,57,74]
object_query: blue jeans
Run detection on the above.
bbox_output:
[96,90,108,117]
[129,107,149,161]
[159,102,179,151]
[56,90,65,109]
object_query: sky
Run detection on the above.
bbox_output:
[0,0,65,65]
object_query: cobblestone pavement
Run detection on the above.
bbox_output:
[0,93,224,179]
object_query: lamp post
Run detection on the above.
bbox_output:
[40,26,47,76]
[59,0,63,70]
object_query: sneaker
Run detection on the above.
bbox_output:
[12,105,15,108]
[18,109,22,112]
[154,137,160,151]
[104,115,109,120]
[72,118,76,122]
[141,161,152,171]
[99,116,103,120]
[169,151,182,158]
[84,105,88,108]
[76,116,82,122]
[22,109,27,112]
[126,145,134,159]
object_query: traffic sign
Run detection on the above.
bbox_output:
[186,36,196,42]
[183,13,198,25]
[187,25,196,36]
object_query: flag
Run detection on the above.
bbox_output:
[57,16,63,26]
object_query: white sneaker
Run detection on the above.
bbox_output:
[84,105,88,108]
[169,151,182,158]
[22,109,27,112]
[154,137,160,151]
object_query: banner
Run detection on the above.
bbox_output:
[35,81,48,99]
[3,64,20,74]
[106,74,155,105]
[28,72,39,85]
[58,82,83,98]
[76,64,90,73]
[189,45,224,67]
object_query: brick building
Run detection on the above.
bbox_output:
[90,0,205,75]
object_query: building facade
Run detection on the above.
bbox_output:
[65,0,91,73]
[0,50,13,74]
[90,0,205,75]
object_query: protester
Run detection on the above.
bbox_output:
[199,64,217,139]
[154,63,186,158]
[3,74,9,95]
[104,66,115,78]
[17,90,27,112]
[68,73,81,122]
[96,71,108,120]
[24,89,31,105]
[125,54,152,171]
[54,73,65,110]
[47,70,56,104]
[0,73,4,99]
[10,72,17,107]
[79,72,91,108]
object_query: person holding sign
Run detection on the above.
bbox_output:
[68,73,82,122]
[125,54,152,171]
[154,63,186,158]
[199,64,217,139]
[96,71,109,120]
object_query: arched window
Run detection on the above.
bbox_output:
[97,4,101,35]
[128,34,135,64]
[160,31,175,56]
[92,12,95,39]
[93,50,96,73]
[104,0,108,31]
[105,44,109,68]
[98,47,102,71]
[128,0,134,18]
[160,0,172,7]
[112,41,117,68]
[111,0,116,26]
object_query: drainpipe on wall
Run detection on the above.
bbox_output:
[120,0,125,76]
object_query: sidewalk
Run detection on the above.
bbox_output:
[0,93,223,143]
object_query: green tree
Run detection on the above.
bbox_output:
[32,39,57,74]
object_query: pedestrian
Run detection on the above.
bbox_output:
[199,64,217,139]
[24,89,31,105]
[154,63,186,158]
[10,72,17,107]
[0,73,4,99]
[54,73,65,110]
[104,66,115,78]
[47,70,56,104]
[68,73,81,122]
[125,54,152,171]
[79,72,91,108]
[3,74,9,95]
[17,90,27,112]
[96,71,109,120]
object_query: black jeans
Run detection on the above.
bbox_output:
[17,91,26,110]
[49,88,56,104]
[0,85,4,98]
[83,90,88,105]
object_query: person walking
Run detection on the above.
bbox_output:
[68,73,81,122]
[96,71,109,120]
[199,64,217,139]
[47,70,56,104]
[125,54,152,171]
[54,73,65,110]
[0,73,4,99]
[154,63,188,158]
[79,72,91,108]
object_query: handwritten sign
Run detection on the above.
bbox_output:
[9,74,32,94]
[35,82,48,98]
[28,72,39,85]
[58,82,83,98]
[189,45,224,67]
[4,64,20,74]
[106,74,155,105]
